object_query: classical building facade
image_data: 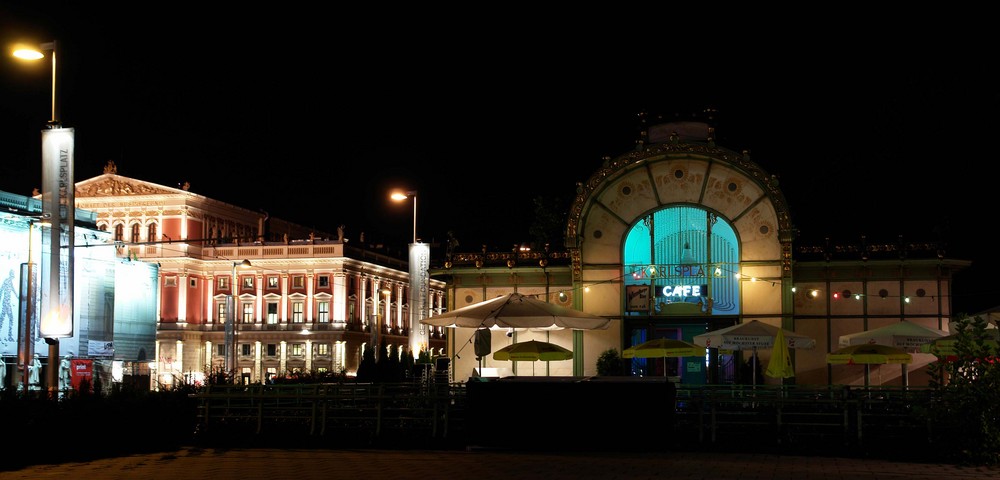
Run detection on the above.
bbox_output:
[432,118,968,387]
[75,162,446,387]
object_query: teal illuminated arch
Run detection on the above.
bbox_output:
[622,205,740,316]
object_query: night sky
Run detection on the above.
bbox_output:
[2,5,997,314]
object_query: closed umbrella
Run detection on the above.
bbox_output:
[765,329,795,379]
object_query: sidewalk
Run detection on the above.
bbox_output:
[2,446,999,480]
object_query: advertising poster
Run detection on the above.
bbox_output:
[70,358,93,392]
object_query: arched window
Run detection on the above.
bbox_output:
[622,205,740,316]
[114,224,124,242]
[131,223,140,244]
[147,223,157,243]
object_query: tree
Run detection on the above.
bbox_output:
[926,314,1000,465]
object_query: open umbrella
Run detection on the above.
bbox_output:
[493,340,572,375]
[493,340,574,361]
[838,321,945,386]
[827,344,912,386]
[421,293,611,330]
[838,320,948,352]
[623,338,705,377]
[827,344,913,365]
[919,327,999,358]
[623,338,705,359]
[693,320,815,385]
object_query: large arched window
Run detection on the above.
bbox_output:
[114,224,124,242]
[131,223,141,244]
[147,222,157,243]
[622,205,740,316]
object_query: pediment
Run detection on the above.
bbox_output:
[76,174,183,198]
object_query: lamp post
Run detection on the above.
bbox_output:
[19,214,50,393]
[390,189,429,358]
[225,259,251,382]
[14,41,72,397]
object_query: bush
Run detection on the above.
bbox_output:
[596,348,624,376]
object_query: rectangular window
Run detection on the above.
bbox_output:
[189,278,197,288]
[242,276,254,289]
[267,276,278,289]
[218,276,229,290]
[291,343,304,356]
[241,343,252,356]
[318,275,330,288]
[164,277,177,287]
[292,275,304,288]
[217,344,226,356]
[217,302,227,323]
[266,302,278,324]
[318,301,329,323]
[267,344,277,356]
[316,343,330,355]
[242,302,253,323]
[266,367,277,383]
[349,301,356,322]
[292,301,304,323]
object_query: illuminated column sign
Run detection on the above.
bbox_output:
[408,242,430,356]
[40,127,74,338]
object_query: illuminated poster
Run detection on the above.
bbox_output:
[40,127,74,338]
[70,358,93,392]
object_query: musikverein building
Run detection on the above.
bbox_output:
[74,161,446,387]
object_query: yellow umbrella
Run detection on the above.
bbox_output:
[622,338,705,378]
[827,344,913,365]
[622,338,705,359]
[492,340,573,376]
[765,328,795,379]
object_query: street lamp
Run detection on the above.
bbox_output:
[390,190,417,243]
[390,189,429,358]
[12,41,58,126]
[225,259,251,382]
[14,40,72,397]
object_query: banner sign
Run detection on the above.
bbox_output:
[40,127,74,338]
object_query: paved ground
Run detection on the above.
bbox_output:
[2,447,1000,480]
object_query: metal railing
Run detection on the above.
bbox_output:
[190,381,945,455]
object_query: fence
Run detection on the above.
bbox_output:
[190,380,951,457]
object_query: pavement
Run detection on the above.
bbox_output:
[2,446,1000,480]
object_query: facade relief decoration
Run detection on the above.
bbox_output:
[77,176,174,197]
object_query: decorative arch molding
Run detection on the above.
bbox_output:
[566,140,793,280]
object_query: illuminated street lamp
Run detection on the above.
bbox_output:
[390,189,429,358]
[14,40,73,396]
[225,259,251,382]
[12,41,58,126]
[390,190,417,243]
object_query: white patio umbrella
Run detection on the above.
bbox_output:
[693,320,816,385]
[420,292,611,330]
[838,321,948,386]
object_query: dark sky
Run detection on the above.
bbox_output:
[2,5,998,314]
